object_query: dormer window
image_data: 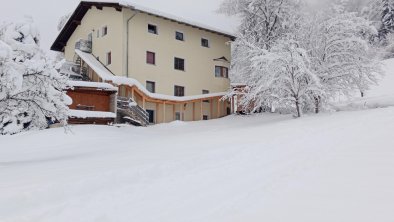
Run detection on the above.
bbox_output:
[148,24,158,34]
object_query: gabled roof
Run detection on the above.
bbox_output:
[51,1,236,52]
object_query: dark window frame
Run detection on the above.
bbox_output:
[201,38,209,48]
[146,81,156,93]
[146,51,156,65]
[215,66,228,78]
[148,24,158,35]
[174,85,185,97]
[175,31,184,41]
[102,26,108,37]
[146,109,155,123]
[174,57,185,71]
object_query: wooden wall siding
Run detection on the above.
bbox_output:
[67,90,112,112]
[68,117,114,125]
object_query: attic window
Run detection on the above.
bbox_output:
[148,24,158,34]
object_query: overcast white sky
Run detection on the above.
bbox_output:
[0,0,240,52]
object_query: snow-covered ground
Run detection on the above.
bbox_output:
[1,108,394,222]
[1,60,394,221]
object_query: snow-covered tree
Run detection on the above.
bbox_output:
[0,17,71,135]
[310,5,381,98]
[218,0,302,83]
[222,0,382,116]
[238,37,322,117]
[54,13,71,64]
[362,0,394,41]
[57,13,71,32]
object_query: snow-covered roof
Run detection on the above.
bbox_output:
[69,80,118,91]
[69,109,116,118]
[112,76,227,102]
[75,50,115,80]
[121,1,235,38]
[51,1,236,51]
[76,49,228,102]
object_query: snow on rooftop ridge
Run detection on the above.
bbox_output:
[111,76,227,102]
[81,0,235,38]
[120,1,235,37]
[68,81,118,91]
[75,49,228,102]
[69,109,116,118]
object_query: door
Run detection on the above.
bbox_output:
[146,110,155,124]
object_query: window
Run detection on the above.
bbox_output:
[175,112,181,121]
[97,29,100,38]
[147,110,155,123]
[174,85,185,97]
[106,52,111,65]
[102,26,108,37]
[203,115,209,120]
[201,38,209,48]
[148,24,158,34]
[174,57,185,71]
[146,51,156,65]
[175,31,184,41]
[88,33,93,42]
[146,81,156,93]
[215,66,228,78]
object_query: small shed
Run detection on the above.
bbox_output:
[67,81,118,124]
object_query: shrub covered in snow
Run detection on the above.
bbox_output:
[0,17,71,135]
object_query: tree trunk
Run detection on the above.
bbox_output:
[314,96,320,114]
[295,99,301,118]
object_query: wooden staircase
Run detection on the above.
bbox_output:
[117,97,150,127]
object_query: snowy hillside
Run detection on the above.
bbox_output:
[1,111,394,221]
[334,58,394,110]
[368,59,394,97]
[1,59,394,221]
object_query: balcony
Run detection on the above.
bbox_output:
[75,39,92,53]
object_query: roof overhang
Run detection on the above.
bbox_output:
[51,1,236,52]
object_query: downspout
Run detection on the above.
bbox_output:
[126,11,139,78]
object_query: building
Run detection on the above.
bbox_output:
[67,81,118,125]
[51,1,236,124]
